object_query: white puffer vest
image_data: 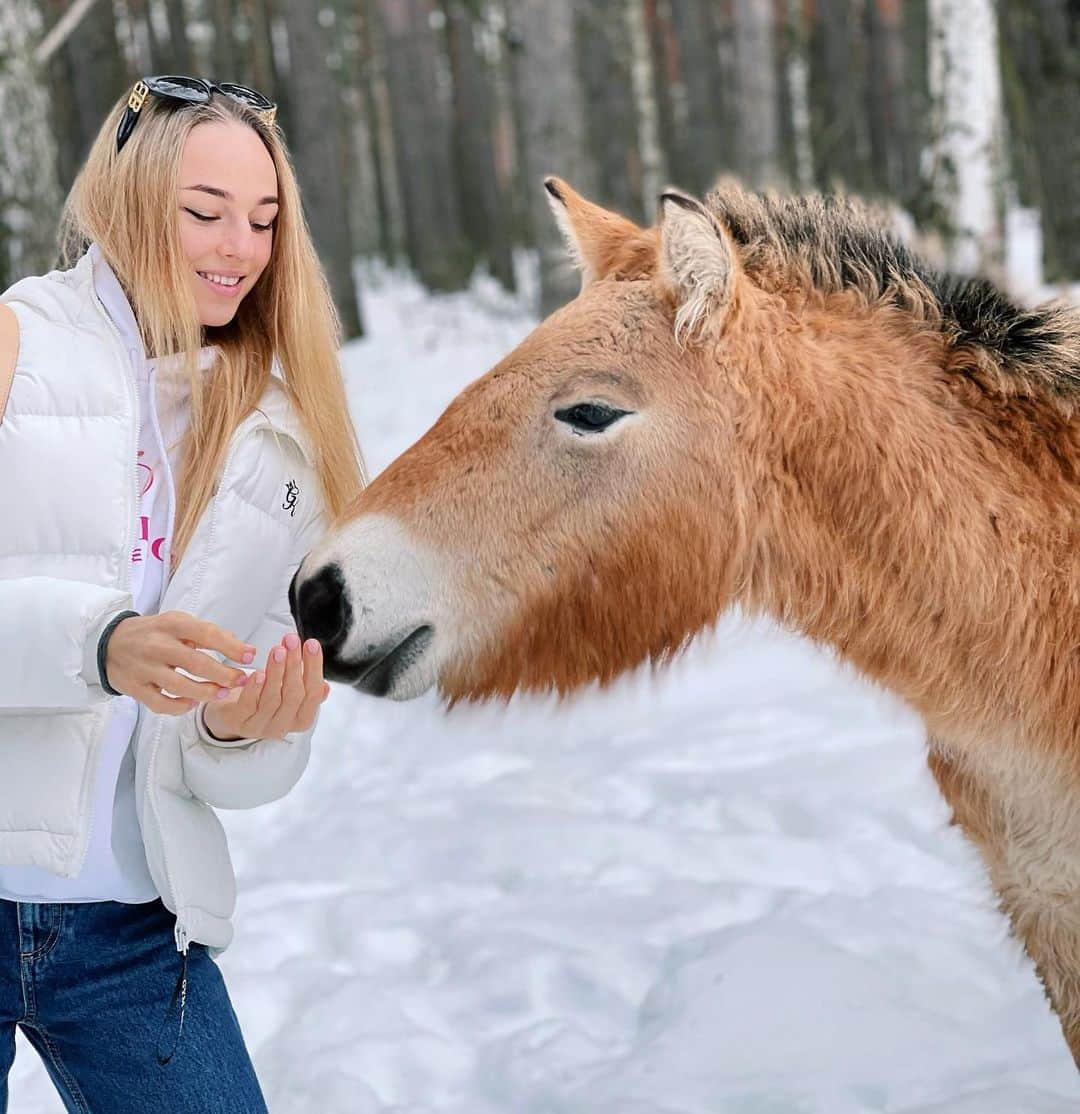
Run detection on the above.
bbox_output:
[0,251,327,951]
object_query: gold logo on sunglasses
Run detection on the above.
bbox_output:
[128,81,149,113]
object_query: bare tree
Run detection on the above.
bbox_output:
[926,0,1004,274]
[375,0,472,291]
[576,0,645,220]
[506,0,593,315]
[999,0,1080,281]
[42,0,128,193]
[0,0,63,286]
[627,0,665,217]
[281,0,364,336]
[443,0,515,288]
[733,0,782,187]
[159,0,194,72]
[667,0,728,194]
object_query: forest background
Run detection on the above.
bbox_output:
[0,1,1076,331]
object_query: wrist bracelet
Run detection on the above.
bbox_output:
[97,610,140,697]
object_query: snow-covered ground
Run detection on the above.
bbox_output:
[11,263,1080,1111]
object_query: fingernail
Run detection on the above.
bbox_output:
[305,639,320,655]
[284,633,300,652]
[235,673,249,687]
[273,647,286,663]
[215,687,230,700]
[242,651,256,665]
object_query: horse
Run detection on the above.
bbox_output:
[291,177,1080,1063]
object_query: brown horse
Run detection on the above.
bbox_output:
[291,178,1080,1063]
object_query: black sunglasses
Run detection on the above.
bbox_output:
[116,76,277,153]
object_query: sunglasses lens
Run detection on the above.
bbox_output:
[146,75,210,102]
[215,82,274,110]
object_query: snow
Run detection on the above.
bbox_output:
[10,261,1080,1110]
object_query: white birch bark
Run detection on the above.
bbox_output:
[927,0,1005,274]
[627,0,665,219]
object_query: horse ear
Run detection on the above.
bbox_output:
[544,176,646,288]
[658,189,738,344]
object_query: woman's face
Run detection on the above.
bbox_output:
[177,120,279,327]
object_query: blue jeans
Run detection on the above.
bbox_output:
[0,899,267,1113]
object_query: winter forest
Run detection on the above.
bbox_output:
[2,0,1079,321]
[6,1,1080,1112]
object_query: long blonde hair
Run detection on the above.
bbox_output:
[59,89,365,560]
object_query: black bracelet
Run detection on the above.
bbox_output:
[97,610,140,697]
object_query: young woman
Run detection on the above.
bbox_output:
[0,77,364,1111]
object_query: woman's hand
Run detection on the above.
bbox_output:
[105,611,256,715]
[201,633,329,743]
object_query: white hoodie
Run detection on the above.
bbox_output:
[0,250,327,952]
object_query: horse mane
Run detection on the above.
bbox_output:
[706,183,1080,405]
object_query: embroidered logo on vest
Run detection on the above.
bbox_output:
[283,479,299,517]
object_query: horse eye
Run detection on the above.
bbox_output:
[554,403,630,433]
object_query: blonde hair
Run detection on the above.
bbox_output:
[59,90,365,560]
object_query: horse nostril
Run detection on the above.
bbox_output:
[295,564,351,648]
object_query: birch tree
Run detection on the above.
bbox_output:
[0,1,63,289]
[926,0,1004,274]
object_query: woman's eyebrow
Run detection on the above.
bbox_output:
[181,184,279,205]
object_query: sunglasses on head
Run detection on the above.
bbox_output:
[116,76,277,153]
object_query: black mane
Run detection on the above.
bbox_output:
[708,186,1080,400]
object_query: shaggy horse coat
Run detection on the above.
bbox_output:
[293,179,1080,1064]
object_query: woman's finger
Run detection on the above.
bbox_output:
[264,635,305,738]
[171,643,249,690]
[164,612,256,666]
[139,684,193,717]
[292,640,325,731]
[153,670,232,706]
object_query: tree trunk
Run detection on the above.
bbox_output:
[807,0,871,192]
[443,0,515,288]
[642,0,682,194]
[211,0,236,78]
[160,0,194,73]
[375,0,472,292]
[43,0,128,194]
[576,0,645,220]
[627,0,665,218]
[926,0,1005,274]
[667,0,727,194]
[281,0,364,336]
[778,0,814,190]
[0,0,63,286]
[999,0,1080,281]
[733,0,781,187]
[357,0,398,263]
[863,0,914,201]
[506,0,594,315]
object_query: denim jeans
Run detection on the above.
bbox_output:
[0,898,267,1113]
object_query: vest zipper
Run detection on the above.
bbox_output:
[71,282,140,877]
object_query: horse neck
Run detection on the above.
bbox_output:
[733,294,1079,755]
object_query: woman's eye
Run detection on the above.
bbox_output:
[184,208,217,223]
[251,222,274,233]
[554,402,631,434]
